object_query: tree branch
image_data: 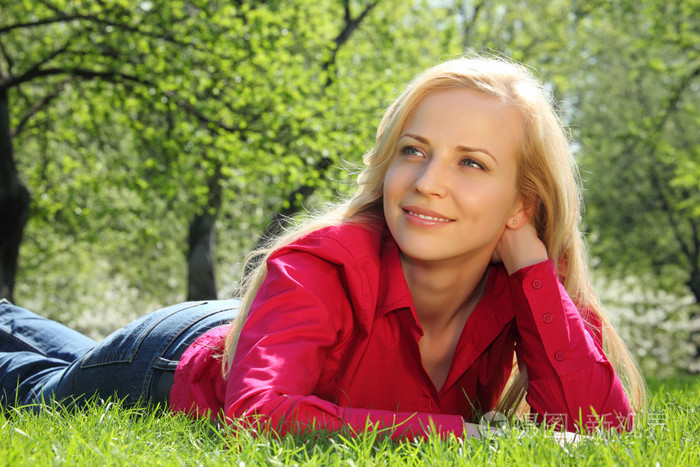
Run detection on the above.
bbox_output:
[2,67,145,90]
[652,65,700,135]
[7,59,242,137]
[10,78,69,138]
[36,0,64,16]
[0,11,199,50]
[254,156,333,250]
[0,15,80,34]
[162,91,242,134]
[618,64,700,160]
[459,0,485,40]
[617,64,700,270]
[334,0,378,49]
[322,0,380,86]
[0,38,12,78]
[253,1,381,250]
[648,170,693,262]
[0,38,75,91]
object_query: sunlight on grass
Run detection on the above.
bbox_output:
[1,376,698,465]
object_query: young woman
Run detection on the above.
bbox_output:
[0,56,645,440]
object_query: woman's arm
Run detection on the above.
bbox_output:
[510,260,632,432]
[497,223,632,432]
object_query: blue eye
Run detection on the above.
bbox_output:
[461,158,485,170]
[401,146,423,157]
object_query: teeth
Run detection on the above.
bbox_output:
[407,211,451,222]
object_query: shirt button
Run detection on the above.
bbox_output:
[532,279,543,289]
[542,313,553,324]
[554,351,565,361]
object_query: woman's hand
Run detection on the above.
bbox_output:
[494,220,548,275]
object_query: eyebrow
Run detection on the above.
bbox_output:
[400,133,498,165]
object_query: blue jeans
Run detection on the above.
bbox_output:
[0,298,239,409]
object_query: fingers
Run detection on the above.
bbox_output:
[497,221,548,275]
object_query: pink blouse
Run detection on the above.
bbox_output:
[170,223,632,438]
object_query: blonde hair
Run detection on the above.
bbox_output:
[223,55,646,416]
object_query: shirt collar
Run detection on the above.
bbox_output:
[375,234,415,316]
[373,234,514,324]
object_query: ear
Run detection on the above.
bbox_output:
[506,197,533,230]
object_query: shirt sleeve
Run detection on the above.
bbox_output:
[224,249,465,440]
[509,260,633,432]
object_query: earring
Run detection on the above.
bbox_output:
[512,220,517,225]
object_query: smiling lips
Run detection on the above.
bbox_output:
[403,207,454,224]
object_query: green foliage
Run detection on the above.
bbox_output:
[569,1,700,294]
[2,1,699,369]
[2,0,460,321]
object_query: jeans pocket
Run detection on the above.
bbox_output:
[79,302,206,369]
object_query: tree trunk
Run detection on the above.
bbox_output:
[253,156,332,252]
[186,209,217,301]
[0,88,31,303]
[186,165,222,301]
[687,270,700,374]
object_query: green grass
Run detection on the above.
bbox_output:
[1,376,698,466]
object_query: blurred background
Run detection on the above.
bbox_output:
[1,0,698,376]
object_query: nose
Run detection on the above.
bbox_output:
[414,158,447,198]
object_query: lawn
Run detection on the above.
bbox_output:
[1,375,698,466]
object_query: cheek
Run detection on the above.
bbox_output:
[465,183,518,222]
[382,169,395,212]
[382,164,404,200]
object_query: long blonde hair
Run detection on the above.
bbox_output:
[223,55,646,415]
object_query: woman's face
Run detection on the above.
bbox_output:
[382,88,525,267]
